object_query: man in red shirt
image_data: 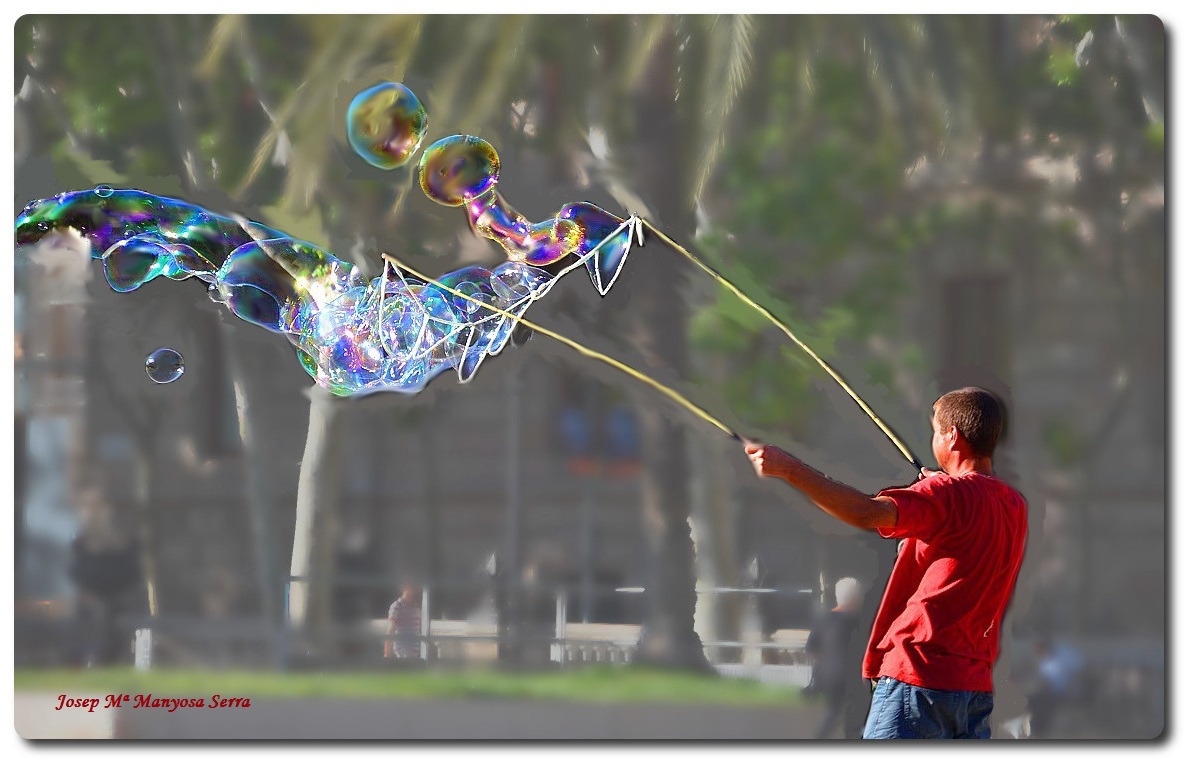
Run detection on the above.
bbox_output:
[745,387,1027,739]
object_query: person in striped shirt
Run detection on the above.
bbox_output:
[384,584,422,660]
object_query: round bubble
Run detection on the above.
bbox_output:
[491,261,552,303]
[102,236,170,293]
[347,82,429,170]
[145,347,185,384]
[418,135,500,206]
[95,184,114,198]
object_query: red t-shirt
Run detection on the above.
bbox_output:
[862,471,1027,692]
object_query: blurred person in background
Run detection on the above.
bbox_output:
[68,487,143,666]
[805,577,868,739]
[1027,636,1084,737]
[745,387,1027,739]
[384,583,422,660]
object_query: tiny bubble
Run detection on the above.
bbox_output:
[145,347,185,384]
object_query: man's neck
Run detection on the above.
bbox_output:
[945,456,994,477]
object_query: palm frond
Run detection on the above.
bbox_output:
[618,15,670,95]
[920,16,967,140]
[421,16,503,137]
[691,14,754,204]
[233,16,413,200]
[234,82,307,198]
[197,14,243,78]
[456,15,531,133]
[860,16,916,154]
[386,161,421,221]
[381,20,427,224]
[387,18,424,83]
[282,17,415,210]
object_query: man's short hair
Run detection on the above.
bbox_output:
[933,387,1005,457]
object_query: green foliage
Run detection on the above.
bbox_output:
[1145,121,1165,152]
[689,40,914,431]
[1043,417,1084,469]
[1046,44,1080,87]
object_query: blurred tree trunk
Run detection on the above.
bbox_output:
[222,331,281,629]
[287,386,347,650]
[628,30,710,671]
[689,428,743,663]
[688,349,745,661]
[129,410,163,619]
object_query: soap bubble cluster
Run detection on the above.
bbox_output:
[16,186,562,395]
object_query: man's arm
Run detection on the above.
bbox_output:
[745,442,897,530]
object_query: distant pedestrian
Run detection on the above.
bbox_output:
[385,584,422,660]
[805,577,867,739]
[1027,636,1084,737]
[69,488,142,666]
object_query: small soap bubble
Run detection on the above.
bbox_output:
[418,135,500,206]
[347,82,429,170]
[145,347,185,384]
[94,184,114,198]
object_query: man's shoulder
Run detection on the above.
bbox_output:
[916,473,1026,523]
[939,472,1025,499]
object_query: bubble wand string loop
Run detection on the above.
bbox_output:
[380,252,741,442]
[639,219,923,471]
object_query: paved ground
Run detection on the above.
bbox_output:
[15,692,115,739]
[112,698,824,740]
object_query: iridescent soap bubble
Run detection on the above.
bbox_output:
[437,265,497,319]
[145,347,185,384]
[559,202,630,293]
[216,238,364,332]
[94,184,114,198]
[491,261,552,302]
[102,236,171,292]
[418,135,500,206]
[347,82,428,170]
[463,190,581,266]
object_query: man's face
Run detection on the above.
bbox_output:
[930,412,955,469]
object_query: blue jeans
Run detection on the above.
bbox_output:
[863,676,994,739]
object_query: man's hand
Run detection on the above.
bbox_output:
[744,441,798,480]
[920,467,944,479]
[743,439,897,530]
